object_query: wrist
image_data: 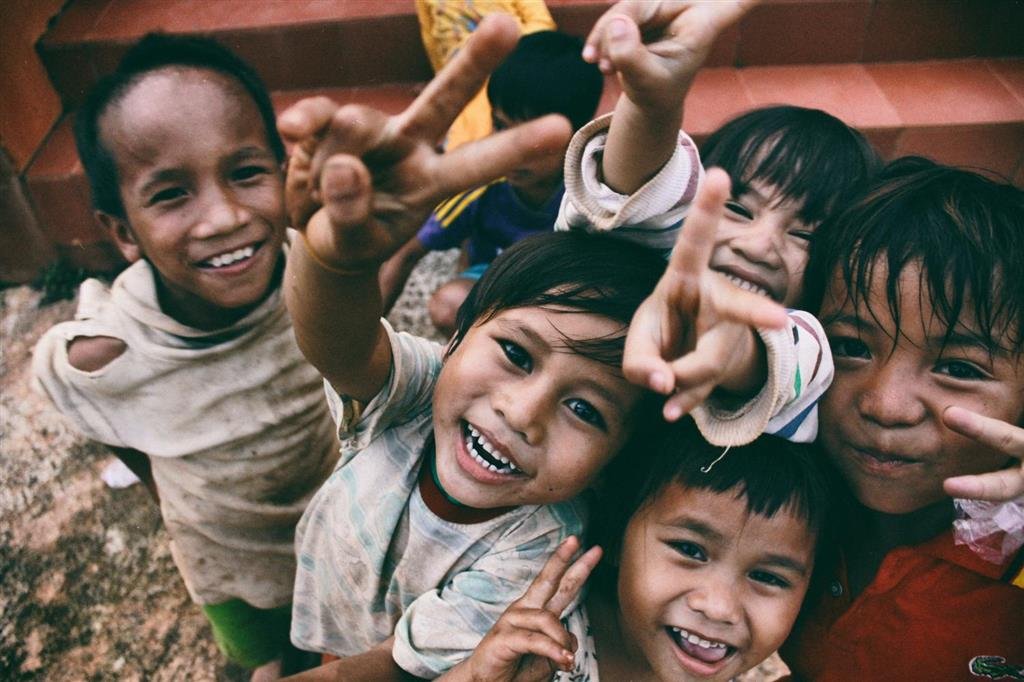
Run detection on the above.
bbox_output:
[297,231,379,277]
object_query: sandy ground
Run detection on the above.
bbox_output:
[0,250,784,680]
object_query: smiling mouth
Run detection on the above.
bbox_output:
[462,422,520,475]
[668,626,734,665]
[197,242,261,270]
[716,271,771,299]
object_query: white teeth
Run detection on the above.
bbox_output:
[721,273,769,298]
[205,245,255,268]
[671,627,727,650]
[465,424,518,473]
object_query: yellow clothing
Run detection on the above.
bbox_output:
[415,0,555,149]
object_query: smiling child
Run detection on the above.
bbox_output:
[32,35,338,675]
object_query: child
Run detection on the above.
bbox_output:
[415,0,557,150]
[378,30,604,333]
[32,34,338,677]
[442,419,838,682]
[778,157,1024,678]
[275,16,793,679]
[559,2,879,307]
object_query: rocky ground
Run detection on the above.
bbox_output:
[0,250,784,680]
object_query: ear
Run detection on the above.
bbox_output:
[96,211,142,262]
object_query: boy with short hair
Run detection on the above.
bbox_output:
[779,157,1024,678]
[378,30,604,334]
[32,34,338,676]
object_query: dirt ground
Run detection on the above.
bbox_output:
[0,250,784,680]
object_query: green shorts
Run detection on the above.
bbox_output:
[202,599,291,669]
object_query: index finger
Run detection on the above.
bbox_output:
[943,406,1024,459]
[669,168,731,282]
[516,536,583,610]
[395,13,520,144]
[544,545,602,616]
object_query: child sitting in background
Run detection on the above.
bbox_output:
[780,157,1024,678]
[443,419,838,682]
[32,34,338,678]
[415,0,556,150]
[379,30,604,334]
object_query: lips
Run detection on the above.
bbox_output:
[667,625,735,676]
[196,241,263,270]
[455,421,527,484]
[849,445,922,473]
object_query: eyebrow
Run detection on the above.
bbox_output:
[664,518,726,544]
[137,168,187,198]
[825,314,1004,354]
[760,553,809,577]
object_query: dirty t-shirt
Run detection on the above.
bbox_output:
[291,321,586,677]
[32,259,338,608]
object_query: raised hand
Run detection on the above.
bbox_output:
[943,406,1024,502]
[277,13,573,273]
[582,0,755,113]
[442,537,602,682]
[623,168,788,421]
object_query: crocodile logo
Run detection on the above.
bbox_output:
[970,656,1024,680]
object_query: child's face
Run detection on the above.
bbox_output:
[819,260,1024,514]
[491,108,564,193]
[709,180,814,307]
[432,305,642,508]
[617,484,814,681]
[99,67,286,329]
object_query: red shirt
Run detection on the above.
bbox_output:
[781,531,1024,681]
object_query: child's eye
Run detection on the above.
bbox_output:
[669,541,707,562]
[830,336,870,360]
[564,398,606,430]
[233,165,270,182]
[148,187,187,205]
[788,228,815,243]
[935,359,988,381]
[498,339,532,371]
[749,569,791,589]
[724,200,753,220]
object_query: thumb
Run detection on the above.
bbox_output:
[604,16,658,83]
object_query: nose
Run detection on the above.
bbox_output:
[194,183,249,238]
[856,359,925,427]
[492,375,552,446]
[686,572,741,625]
[731,215,784,268]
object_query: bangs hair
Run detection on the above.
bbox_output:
[702,106,881,226]
[450,231,666,368]
[74,32,284,218]
[805,157,1024,353]
[590,417,840,597]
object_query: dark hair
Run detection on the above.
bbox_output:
[592,417,840,599]
[451,231,665,368]
[805,156,1024,354]
[487,30,603,132]
[74,33,285,218]
[702,106,881,231]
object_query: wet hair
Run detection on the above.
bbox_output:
[74,33,285,218]
[805,156,1024,354]
[702,106,881,231]
[451,230,665,370]
[487,30,603,132]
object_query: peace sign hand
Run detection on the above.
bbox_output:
[441,537,602,682]
[277,13,572,273]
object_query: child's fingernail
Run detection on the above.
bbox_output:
[582,44,596,61]
[652,371,672,394]
[665,404,682,421]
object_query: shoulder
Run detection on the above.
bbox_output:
[66,335,127,372]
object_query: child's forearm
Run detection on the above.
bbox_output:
[602,94,683,195]
[379,238,428,314]
[282,638,419,682]
[285,236,392,403]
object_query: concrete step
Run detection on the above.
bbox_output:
[26,57,1024,269]
[39,0,1024,108]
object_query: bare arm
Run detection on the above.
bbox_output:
[379,237,429,314]
[282,638,421,682]
[278,15,571,401]
[583,1,756,194]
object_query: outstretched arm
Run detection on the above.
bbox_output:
[623,168,788,421]
[278,14,572,402]
[583,0,755,194]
